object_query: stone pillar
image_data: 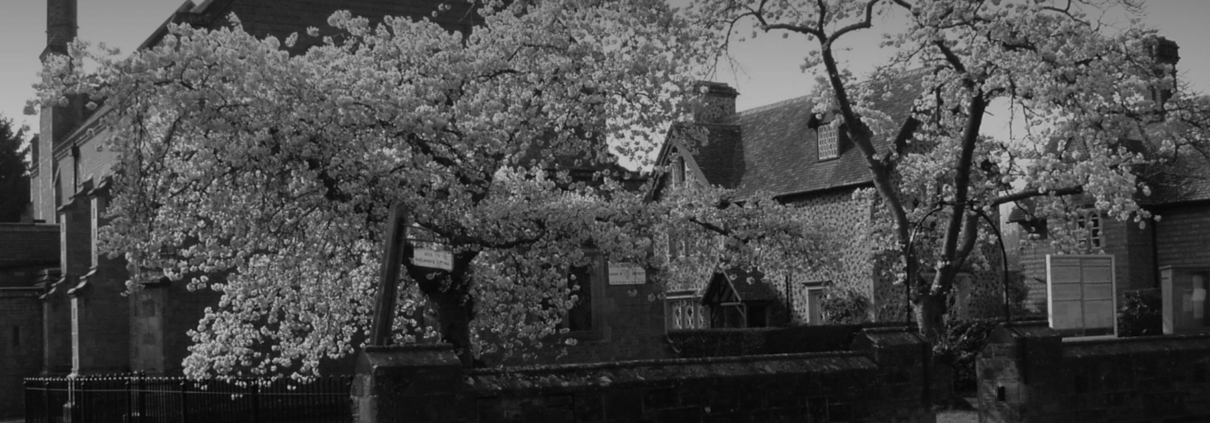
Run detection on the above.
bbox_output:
[977,321,1063,423]
[851,326,936,422]
[351,344,469,423]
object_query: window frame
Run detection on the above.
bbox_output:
[817,119,841,161]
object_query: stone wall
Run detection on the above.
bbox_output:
[780,188,878,321]
[978,321,1210,422]
[352,327,936,423]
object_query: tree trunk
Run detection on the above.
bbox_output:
[912,292,947,342]
[425,286,475,366]
[406,248,479,367]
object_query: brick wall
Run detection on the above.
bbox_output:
[352,327,936,423]
[0,223,59,288]
[0,288,44,419]
[979,321,1210,422]
[1015,213,1161,319]
[1154,202,1210,269]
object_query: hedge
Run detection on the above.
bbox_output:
[666,322,909,358]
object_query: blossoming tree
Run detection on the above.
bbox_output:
[35,0,836,376]
[691,0,1210,338]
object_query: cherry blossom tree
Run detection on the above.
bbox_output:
[34,0,836,377]
[691,0,1210,339]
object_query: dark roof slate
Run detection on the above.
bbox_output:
[683,71,923,199]
[1145,148,1210,206]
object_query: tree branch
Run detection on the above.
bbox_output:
[989,186,1085,206]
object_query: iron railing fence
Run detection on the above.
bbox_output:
[24,374,352,423]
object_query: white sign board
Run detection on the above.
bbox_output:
[413,248,453,271]
[608,263,646,285]
[1047,254,1116,337]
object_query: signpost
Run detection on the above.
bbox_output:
[368,204,407,347]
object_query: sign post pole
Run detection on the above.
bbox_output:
[368,203,407,346]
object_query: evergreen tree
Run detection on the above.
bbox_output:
[0,116,30,222]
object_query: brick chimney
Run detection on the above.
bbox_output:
[1150,36,1179,104]
[42,0,77,59]
[693,81,738,124]
[35,0,82,222]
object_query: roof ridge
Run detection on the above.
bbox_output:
[730,67,929,120]
[734,95,811,118]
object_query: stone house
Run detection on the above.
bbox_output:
[649,78,1007,327]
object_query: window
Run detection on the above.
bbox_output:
[817,119,841,160]
[91,195,100,267]
[1076,210,1103,251]
[563,265,593,332]
[665,294,708,331]
[672,154,685,187]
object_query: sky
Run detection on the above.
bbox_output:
[3,0,1210,144]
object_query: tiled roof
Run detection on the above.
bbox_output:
[686,72,923,199]
[1144,149,1210,205]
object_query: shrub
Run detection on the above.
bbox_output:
[666,328,768,358]
[1118,288,1162,337]
[666,322,910,358]
[820,288,869,324]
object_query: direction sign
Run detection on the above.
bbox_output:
[413,248,453,271]
[608,263,646,285]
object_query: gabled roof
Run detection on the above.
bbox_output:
[1145,149,1210,205]
[700,268,778,305]
[61,0,479,151]
[658,71,923,200]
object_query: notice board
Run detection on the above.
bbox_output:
[1047,254,1117,337]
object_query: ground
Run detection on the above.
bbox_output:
[938,409,979,423]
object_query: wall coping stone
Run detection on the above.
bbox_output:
[467,352,876,395]
[471,350,866,376]
[1062,333,1210,358]
[859,324,918,333]
[0,287,43,298]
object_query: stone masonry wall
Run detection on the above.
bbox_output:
[979,321,1210,422]
[781,188,878,321]
[352,327,936,423]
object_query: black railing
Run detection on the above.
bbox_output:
[24,374,352,423]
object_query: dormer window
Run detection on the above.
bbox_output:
[817,119,841,161]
